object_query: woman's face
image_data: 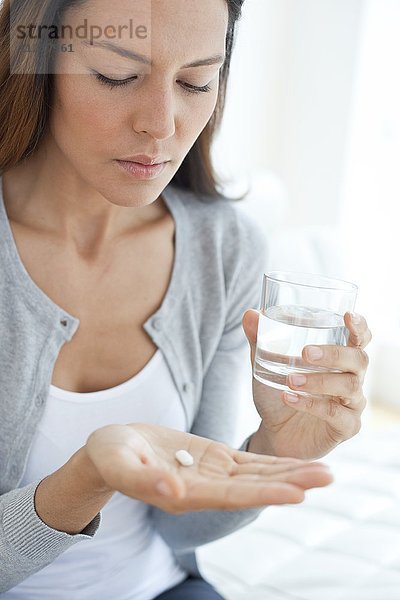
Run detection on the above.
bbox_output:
[46,0,228,208]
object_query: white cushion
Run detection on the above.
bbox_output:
[197,427,400,599]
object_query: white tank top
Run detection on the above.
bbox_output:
[4,349,189,600]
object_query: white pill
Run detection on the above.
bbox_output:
[175,449,194,466]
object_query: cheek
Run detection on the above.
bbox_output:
[51,76,120,151]
[181,90,219,140]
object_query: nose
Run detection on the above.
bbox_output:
[132,83,176,140]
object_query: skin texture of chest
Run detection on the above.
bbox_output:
[9,214,175,393]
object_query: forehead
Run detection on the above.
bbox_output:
[65,0,229,67]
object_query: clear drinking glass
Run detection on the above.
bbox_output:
[253,271,358,399]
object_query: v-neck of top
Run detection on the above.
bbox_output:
[0,176,187,332]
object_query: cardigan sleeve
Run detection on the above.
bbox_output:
[149,207,270,554]
[0,480,101,592]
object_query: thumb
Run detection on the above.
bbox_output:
[242,309,260,365]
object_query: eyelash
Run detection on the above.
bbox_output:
[94,72,212,95]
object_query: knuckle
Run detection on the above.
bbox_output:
[305,395,315,410]
[348,373,361,395]
[327,399,339,418]
[352,418,362,437]
[353,393,367,413]
[358,348,369,369]
[339,396,351,407]
[319,372,328,392]
[333,345,341,362]
[360,394,368,412]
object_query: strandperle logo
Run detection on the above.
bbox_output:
[14,18,148,45]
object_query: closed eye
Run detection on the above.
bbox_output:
[94,72,213,95]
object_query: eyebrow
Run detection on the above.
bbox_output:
[81,40,225,68]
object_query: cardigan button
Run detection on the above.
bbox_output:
[182,382,192,393]
[35,394,44,407]
[60,318,68,327]
[152,317,163,331]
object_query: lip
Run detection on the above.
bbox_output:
[115,159,168,180]
[119,154,168,165]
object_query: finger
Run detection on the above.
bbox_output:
[272,465,334,488]
[232,450,304,465]
[242,309,259,365]
[302,344,369,376]
[282,390,364,435]
[232,460,330,477]
[218,482,307,506]
[176,467,333,511]
[344,312,373,349]
[287,371,365,408]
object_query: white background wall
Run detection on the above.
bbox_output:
[338,0,400,407]
[212,0,399,408]
[213,0,365,227]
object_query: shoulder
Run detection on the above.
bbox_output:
[167,184,267,264]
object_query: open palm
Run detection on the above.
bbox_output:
[85,422,332,514]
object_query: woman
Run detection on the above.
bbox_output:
[0,0,371,598]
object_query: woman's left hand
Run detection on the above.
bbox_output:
[242,311,373,459]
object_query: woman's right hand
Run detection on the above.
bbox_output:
[85,423,333,514]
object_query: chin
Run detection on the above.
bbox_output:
[102,182,164,209]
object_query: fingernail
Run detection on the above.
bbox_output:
[156,481,173,496]
[351,312,361,325]
[289,374,307,387]
[284,392,299,403]
[306,346,323,360]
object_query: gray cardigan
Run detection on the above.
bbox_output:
[0,176,268,591]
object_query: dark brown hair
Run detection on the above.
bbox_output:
[0,0,248,200]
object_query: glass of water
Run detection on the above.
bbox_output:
[253,271,358,398]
